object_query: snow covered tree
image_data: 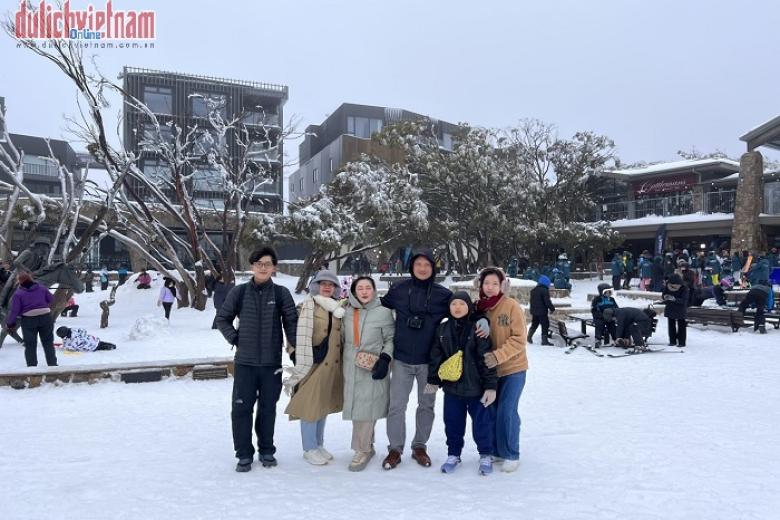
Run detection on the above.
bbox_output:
[278,158,428,293]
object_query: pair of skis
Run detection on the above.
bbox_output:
[563,340,684,358]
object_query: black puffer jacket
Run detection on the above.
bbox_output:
[216,278,298,367]
[529,285,555,316]
[381,249,451,365]
[428,315,497,398]
[662,276,689,320]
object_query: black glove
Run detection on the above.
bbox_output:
[230,334,239,348]
[313,343,328,364]
[7,324,17,334]
[371,353,392,380]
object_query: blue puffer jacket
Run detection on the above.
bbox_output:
[381,250,452,365]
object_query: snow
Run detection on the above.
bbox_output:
[609,158,740,177]
[609,212,734,227]
[1,276,780,519]
[0,272,305,374]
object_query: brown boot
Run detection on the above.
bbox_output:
[411,447,432,467]
[382,450,402,470]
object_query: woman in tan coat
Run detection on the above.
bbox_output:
[284,270,345,465]
[475,267,528,473]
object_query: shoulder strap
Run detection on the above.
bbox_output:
[234,283,249,316]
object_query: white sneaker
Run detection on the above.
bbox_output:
[492,456,505,464]
[303,449,328,465]
[501,459,520,473]
[348,450,374,472]
[317,447,334,461]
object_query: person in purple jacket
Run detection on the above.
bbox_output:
[6,271,56,367]
[158,277,178,320]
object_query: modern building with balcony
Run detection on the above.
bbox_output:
[121,67,288,213]
[598,157,780,253]
[288,103,458,202]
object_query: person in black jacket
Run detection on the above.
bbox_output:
[603,307,652,347]
[527,275,555,345]
[428,292,497,475]
[211,272,234,329]
[380,248,453,470]
[738,284,772,334]
[591,283,618,347]
[215,246,298,472]
[662,274,689,347]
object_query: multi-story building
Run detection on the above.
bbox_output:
[121,67,288,212]
[289,103,458,202]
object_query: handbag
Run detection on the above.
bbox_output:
[354,351,379,371]
[352,307,378,370]
[312,314,333,364]
[438,350,463,382]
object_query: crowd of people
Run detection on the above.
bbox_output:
[216,246,528,476]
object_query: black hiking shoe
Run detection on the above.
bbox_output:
[259,454,277,468]
[235,458,253,472]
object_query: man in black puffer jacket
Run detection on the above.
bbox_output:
[380,248,452,469]
[528,274,556,345]
[216,246,298,472]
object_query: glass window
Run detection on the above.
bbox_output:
[192,167,222,192]
[299,178,303,192]
[370,118,383,135]
[347,116,355,135]
[192,129,225,156]
[312,168,319,183]
[143,85,173,115]
[347,116,383,138]
[22,155,58,177]
[141,123,174,150]
[191,93,227,119]
[142,160,170,182]
[329,158,333,173]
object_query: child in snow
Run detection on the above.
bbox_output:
[56,326,116,351]
[60,296,79,317]
[136,270,152,289]
[428,291,497,475]
[99,267,109,291]
[158,278,178,320]
[591,283,619,347]
[527,275,555,345]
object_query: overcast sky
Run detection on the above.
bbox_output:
[2,0,780,170]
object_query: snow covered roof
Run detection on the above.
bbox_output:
[608,158,740,178]
[609,212,735,228]
[711,169,780,184]
[741,115,780,151]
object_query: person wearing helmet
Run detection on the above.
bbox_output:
[591,283,618,347]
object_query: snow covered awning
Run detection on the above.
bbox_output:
[606,158,740,179]
[741,115,780,152]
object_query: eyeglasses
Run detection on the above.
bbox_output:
[253,261,274,269]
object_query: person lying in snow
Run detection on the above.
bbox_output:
[55,326,116,351]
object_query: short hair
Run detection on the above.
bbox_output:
[350,276,376,296]
[249,246,278,265]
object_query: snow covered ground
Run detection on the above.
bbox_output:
[1,275,779,519]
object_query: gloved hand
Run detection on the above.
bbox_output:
[480,389,497,407]
[423,383,439,394]
[475,318,490,338]
[6,324,16,334]
[371,353,392,380]
[483,352,498,369]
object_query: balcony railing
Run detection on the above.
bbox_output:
[242,111,280,128]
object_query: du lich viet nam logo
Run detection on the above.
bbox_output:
[15,1,155,40]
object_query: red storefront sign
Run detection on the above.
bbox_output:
[632,174,696,196]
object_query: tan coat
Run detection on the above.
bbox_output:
[285,303,344,422]
[484,295,528,376]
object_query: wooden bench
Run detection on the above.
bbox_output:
[568,312,658,343]
[686,307,745,332]
[552,319,588,346]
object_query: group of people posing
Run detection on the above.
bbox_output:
[216,246,528,476]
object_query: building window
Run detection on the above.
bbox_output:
[440,132,454,150]
[299,178,303,192]
[191,129,225,156]
[290,179,294,194]
[191,93,227,119]
[142,85,173,115]
[141,123,175,150]
[329,158,333,173]
[347,117,383,138]
[22,155,58,177]
[142,160,171,183]
[192,166,222,192]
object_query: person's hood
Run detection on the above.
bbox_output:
[448,291,474,318]
[408,248,436,281]
[537,275,551,288]
[17,281,43,292]
[667,273,683,285]
[597,283,611,296]
[348,290,380,310]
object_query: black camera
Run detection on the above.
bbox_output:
[407,315,425,330]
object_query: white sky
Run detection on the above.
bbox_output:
[2,0,780,174]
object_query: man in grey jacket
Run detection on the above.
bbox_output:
[216,246,298,472]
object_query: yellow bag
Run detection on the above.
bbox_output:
[438,351,463,382]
